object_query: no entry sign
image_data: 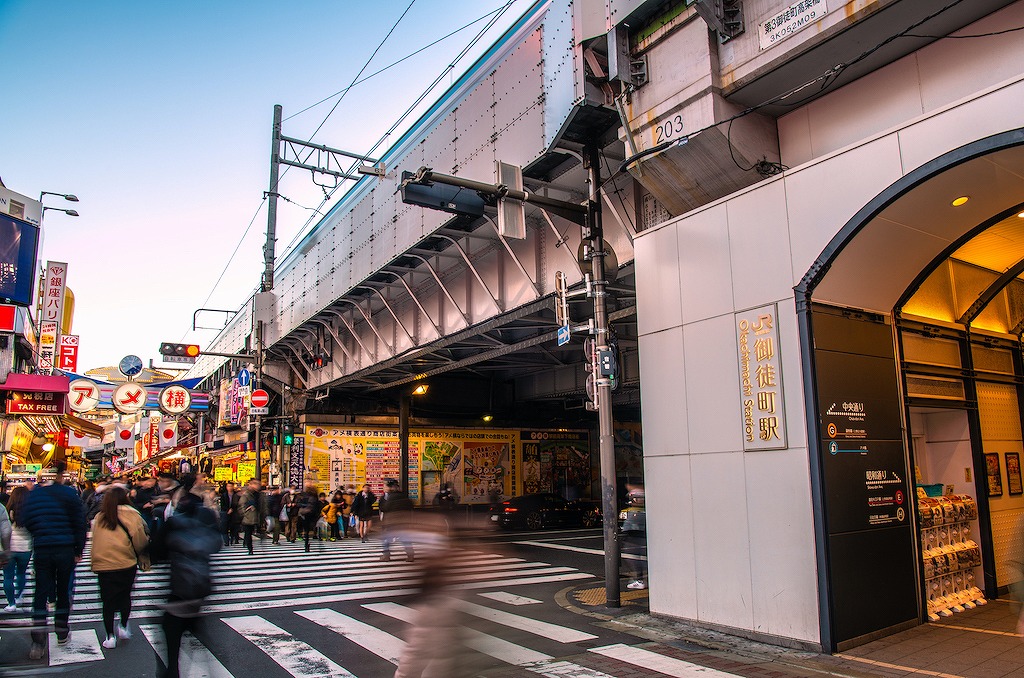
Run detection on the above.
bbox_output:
[250,389,269,408]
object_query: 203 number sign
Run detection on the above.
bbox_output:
[653,114,684,145]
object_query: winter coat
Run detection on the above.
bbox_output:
[152,495,221,606]
[21,482,86,556]
[350,490,377,520]
[341,492,355,516]
[90,505,150,572]
[0,504,10,553]
[239,489,264,527]
[322,499,345,523]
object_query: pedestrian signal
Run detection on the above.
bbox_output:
[283,422,294,446]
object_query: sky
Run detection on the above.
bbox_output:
[0,0,534,374]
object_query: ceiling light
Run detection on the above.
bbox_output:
[1017,211,1024,219]
[951,196,969,207]
[42,442,54,452]
[481,414,494,422]
[411,384,428,396]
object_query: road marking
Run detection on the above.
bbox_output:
[513,540,647,561]
[365,601,554,666]
[296,608,404,665]
[478,591,542,605]
[453,599,598,643]
[223,616,356,678]
[451,572,594,591]
[140,624,234,677]
[49,628,103,666]
[590,644,738,676]
[525,659,619,677]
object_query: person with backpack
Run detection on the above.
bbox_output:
[89,485,149,649]
[151,484,222,678]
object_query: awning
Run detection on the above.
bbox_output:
[0,373,70,393]
[62,414,105,439]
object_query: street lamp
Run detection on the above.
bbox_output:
[399,383,429,493]
[41,207,79,217]
[39,191,79,203]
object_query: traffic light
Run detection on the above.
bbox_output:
[159,343,201,358]
[282,421,294,446]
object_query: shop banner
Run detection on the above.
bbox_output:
[520,430,591,496]
[57,335,79,372]
[236,461,256,482]
[288,438,304,489]
[6,390,66,415]
[158,419,178,449]
[214,466,233,481]
[37,320,58,373]
[40,261,68,326]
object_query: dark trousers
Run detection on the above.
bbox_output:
[160,601,202,678]
[301,517,317,552]
[97,566,137,636]
[219,511,231,546]
[381,522,414,560]
[242,524,256,554]
[31,545,75,643]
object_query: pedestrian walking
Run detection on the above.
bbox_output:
[379,480,414,562]
[20,462,86,659]
[267,486,284,544]
[621,482,647,590]
[239,479,264,555]
[151,489,222,678]
[295,483,322,552]
[341,485,356,539]
[284,489,299,543]
[351,483,377,542]
[89,485,149,648]
[3,486,32,611]
[322,491,346,541]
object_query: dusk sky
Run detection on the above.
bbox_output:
[1,0,531,374]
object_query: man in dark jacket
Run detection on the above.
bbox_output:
[20,462,86,658]
[295,483,322,553]
[379,479,414,562]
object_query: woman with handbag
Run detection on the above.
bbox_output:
[89,485,150,649]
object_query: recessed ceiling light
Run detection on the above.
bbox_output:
[951,196,970,207]
[1017,211,1024,219]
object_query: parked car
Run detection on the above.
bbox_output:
[489,493,601,530]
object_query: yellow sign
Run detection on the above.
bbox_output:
[236,461,257,482]
[213,466,233,481]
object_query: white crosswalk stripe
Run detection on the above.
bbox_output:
[140,623,234,678]
[223,615,356,678]
[55,538,593,624]
[18,538,744,677]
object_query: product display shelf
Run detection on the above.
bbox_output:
[917,493,987,621]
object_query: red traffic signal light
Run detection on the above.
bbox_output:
[159,342,201,358]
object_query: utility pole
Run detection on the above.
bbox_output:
[399,157,621,607]
[263,105,282,293]
[584,142,620,608]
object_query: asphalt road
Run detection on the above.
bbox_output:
[0,525,650,677]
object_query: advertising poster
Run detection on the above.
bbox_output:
[302,426,519,504]
[520,430,591,497]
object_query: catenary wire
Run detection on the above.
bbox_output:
[284,4,513,123]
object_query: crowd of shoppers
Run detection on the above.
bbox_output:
[0,465,421,668]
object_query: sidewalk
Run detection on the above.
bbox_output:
[536,581,1024,678]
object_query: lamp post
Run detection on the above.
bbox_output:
[39,191,79,204]
[399,384,428,494]
[41,207,79,218]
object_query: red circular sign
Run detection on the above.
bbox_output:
[118,429,132,441]
[895,490,904,505]
[162,428,175,440]
[250,389,270,408]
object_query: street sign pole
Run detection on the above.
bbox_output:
[585,142,620,608]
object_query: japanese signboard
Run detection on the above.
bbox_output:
[57,335,79,372]
[68,378,100,413]
[37,320,58,372]
[6,390,66,415]
[735,305,787,451]
[159,385,192,415]
[112,382,148,415]
[520,430,591,495]
[759,0,828,50]
[41,261,67,326]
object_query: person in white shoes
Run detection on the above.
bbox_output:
[90,485,150,649]
[621,482,647,591]
[2,486,32,612]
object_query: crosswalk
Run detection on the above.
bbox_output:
[5,538,743,677]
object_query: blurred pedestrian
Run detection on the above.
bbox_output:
[21,462,86,659]
[341,485,356,538]
[90,485,149,648]
[267,486,284,545]
[284,489,299,543]
[295,483,322,552]
[351,483,377,542]
[3,486,32,611]
[239,479,264,555]
[152,491,222,678]
[379,480,414,562]
[621,482,647,590]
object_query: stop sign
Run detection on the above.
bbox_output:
[250,389,270,408]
